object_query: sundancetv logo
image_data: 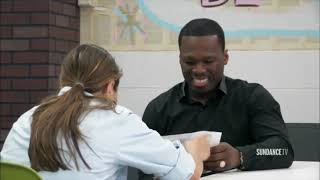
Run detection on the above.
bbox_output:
[256,148,289,156]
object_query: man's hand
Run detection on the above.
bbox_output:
[204,142,240,172]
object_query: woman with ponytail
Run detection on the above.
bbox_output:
[1,44,210,180]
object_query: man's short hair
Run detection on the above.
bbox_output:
[178,18,225,51]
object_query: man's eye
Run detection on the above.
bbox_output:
[185,61,195,65]
[204,60,213,64]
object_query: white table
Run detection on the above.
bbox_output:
[201,161,319,180]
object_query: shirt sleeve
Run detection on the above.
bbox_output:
[116,113,195,180]
[139,101,166,180]
[236,84,294,170]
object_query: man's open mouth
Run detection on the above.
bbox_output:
[192,78,208,87]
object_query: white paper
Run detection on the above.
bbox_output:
[162,131,222,147]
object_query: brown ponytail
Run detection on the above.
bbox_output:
[28,44,122,171]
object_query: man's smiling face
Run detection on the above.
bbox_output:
[179,35,228,95]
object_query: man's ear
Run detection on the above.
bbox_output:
[223,49,229,65]
[179,53,182,65]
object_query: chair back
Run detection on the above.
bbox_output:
[0,161,42,180]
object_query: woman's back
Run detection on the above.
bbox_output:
[1,102,132,179]
[1,98,196,180]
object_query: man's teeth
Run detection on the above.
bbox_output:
[194,78,208,83]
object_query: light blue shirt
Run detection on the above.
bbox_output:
[1,87,195,180]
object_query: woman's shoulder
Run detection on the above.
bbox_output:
[81,105,139,128]
[115,105,133,115]
[12,106,40,129]
[87,105,133,118]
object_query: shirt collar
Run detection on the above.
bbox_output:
[219,75,228,95]
[178,75,228,101]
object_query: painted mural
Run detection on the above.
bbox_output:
[79,0,319,51]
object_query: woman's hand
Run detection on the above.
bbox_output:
[184,134,211,180]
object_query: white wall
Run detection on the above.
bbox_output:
[113,50,319,124]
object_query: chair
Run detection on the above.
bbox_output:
[0,161,42,180]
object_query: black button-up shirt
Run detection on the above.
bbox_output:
[142,76,294,171]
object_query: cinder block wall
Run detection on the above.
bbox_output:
[0,0,80,149]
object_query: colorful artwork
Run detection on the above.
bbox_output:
[113,0,146,44]
[79,0,319,51]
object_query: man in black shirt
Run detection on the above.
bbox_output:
[140,18,293,179]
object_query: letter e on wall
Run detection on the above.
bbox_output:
[201,0,229,7]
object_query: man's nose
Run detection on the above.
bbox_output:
[192,63,206,74]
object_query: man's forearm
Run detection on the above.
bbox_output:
[236,136,294,170]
